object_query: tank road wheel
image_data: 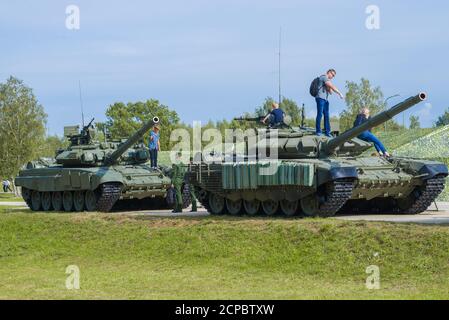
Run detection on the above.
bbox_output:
[226,199,242,215]
[261,200,279,216]
[280,199,299,217]
[300,195,321,217]
[243,199,260,216]
[41,192,53,211]
[30,191,42,211]
[208,193,226,215]
[85,190,98,211]
[73,191,85,212]
[63,191,74,212]
[52,192,63,211]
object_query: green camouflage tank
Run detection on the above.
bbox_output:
[15,117,190,212]
[187,92,448,217]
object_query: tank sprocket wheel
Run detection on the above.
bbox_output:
[96,183,122,212]
[30,191,42,211]
[226,199,242,215]
[396,176,446,214]
[21,187,31,207]
[300,179,354,217]
[52,192,63,211]
[261,200,279,216]
[41,192,53,211]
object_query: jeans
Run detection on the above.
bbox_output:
[315,97,330,136]
[358,131,387,154]
[149,148,158,167]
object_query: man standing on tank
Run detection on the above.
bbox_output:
[315,69,344,137]
[149,125,160,169]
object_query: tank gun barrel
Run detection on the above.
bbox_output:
[105,116,159,165]
[324,92,427,154]
[233,116,265,122]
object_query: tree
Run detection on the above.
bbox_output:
[340,78,400,132]
[0,76,47,193]
[409,115,420,129]
[38,135,68,158]
[435,108,449,127]
[104,99,180,150]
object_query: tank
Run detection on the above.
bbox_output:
[15,117,190,212]
[187,92,448,217]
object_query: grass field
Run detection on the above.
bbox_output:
[0,193,22,202]
[1,205,449,299]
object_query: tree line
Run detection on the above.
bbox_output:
[1,75,449,182]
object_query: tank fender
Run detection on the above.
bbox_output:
[418,163,448,179]
[317,165,358,185]
[90,170,125,189]
[395,159,448,180]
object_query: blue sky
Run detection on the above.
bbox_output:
[1,0,448,135]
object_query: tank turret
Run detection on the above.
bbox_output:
[55,116,159,167]
[243,93,427,159]
[104,116,159,165]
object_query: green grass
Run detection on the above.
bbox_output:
[376,128,434,151]
[1,205,449,299]
[0,193,23,202]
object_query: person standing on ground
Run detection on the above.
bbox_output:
[149,125,160,169]
[312,69,344,137]
[353,107,390,157]
[171,152,186,213]
[188,157,197,212]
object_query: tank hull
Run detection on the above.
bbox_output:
[187,156,448,217]
[15,164,173,212]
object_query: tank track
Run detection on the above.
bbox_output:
[399,176,446,214]
[96,183,122,212]
[315,179,354,217]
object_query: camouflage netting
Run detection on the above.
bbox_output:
[394,125,449,201]
[394,125,449,158]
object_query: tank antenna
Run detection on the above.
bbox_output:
[278,27,282,105]
[78,80,85,127]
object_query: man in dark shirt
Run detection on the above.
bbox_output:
[354,108,390,157]
[262,102,284,127]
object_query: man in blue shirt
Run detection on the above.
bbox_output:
[353,107,390,157]
[262,102,285,127]
[149,125,160,168]
[315,69,344,137]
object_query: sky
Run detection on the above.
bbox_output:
[1,0,448,136]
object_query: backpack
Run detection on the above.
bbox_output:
[309,76,321,97]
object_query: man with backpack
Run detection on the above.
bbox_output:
[310,69,344,137]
